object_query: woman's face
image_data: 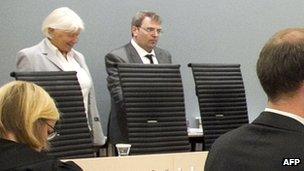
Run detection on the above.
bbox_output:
[49,28,80,56]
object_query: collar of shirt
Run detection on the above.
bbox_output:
[131,39,158,64]
[264,108,304,125]
[45,38,75,59]
[45,38,79,71]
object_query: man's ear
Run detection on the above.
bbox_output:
[297,82,304,99]
[131,26,138,37]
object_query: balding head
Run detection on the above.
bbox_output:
[272,28,304,45]
[257,28,304,102]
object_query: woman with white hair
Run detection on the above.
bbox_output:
[16,7,106,147]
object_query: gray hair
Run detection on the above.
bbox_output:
[131,11,162,27]
[42,7,84,38]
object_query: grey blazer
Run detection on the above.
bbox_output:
[16,39,106,146]
[105,42,172,144]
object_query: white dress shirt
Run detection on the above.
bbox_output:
[46,39,92,116]
[265,108,304,125]
[131,39,158,64]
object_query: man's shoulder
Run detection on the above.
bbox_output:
[154,46,169,52]
[154,46,170,55]
[105,43,130,62]
[212,124,251,147]
[108,43,129,55]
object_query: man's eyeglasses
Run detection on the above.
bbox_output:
[45,122,59,141]
[139,27,163,35]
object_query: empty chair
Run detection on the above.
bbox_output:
[10,71,96,159]
[188,63,249,150]
[116,64,190,155]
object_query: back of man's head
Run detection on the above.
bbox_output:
[257,28,304,102]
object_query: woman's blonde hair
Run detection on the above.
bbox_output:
[0,81,59,150]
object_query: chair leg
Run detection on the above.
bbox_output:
[202,138,206,151]
[107,143,118,156]
[94,141,110,157]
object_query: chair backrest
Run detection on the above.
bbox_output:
[188,63,249,150]
[10,71,96,159]
[117,64,190,155]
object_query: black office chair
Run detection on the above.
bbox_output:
[10,71,96,159]
[117,64,190,155]
[188,63,249,150]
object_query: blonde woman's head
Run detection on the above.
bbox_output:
[0,81,59,151]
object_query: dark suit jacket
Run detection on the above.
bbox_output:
[105,42,172,144]
[0,138,82,171]
[16,39,106,145]
[205,112,304,171]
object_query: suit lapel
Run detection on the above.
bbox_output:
[40,39,64,70]
[253,111,304,133]
[125,43,143,63]
[155,48,164,64]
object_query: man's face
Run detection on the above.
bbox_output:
[49,28,80,55]
[132,17,162,52]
